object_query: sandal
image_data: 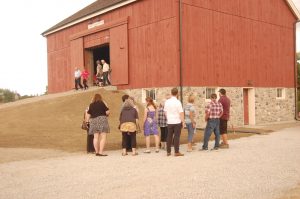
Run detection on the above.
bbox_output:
[122,153,128,156]
[132,152,139,156]
[143,150,151,153]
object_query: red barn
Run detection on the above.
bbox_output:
[42,0,300,127]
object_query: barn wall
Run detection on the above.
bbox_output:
[46,0,178,93]
[46,0,297,93]
[181,0,297,88]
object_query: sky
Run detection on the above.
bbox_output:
[0,0,299,96]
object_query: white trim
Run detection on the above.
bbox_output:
[205,87,217,102]
[42,0,138,36]
[276,88,286,100]
[286,0,300,20]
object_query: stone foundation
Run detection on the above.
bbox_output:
[122,87,296,128]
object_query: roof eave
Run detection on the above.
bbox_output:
[285,0,300,20]
[42,0,138,37]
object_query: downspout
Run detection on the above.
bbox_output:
[295,20,300,121]
[179,0,183,103]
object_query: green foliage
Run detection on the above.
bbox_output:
[0,89,18,103]
[297,52,300,61]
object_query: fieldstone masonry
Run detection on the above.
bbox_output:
[123,87,296,128]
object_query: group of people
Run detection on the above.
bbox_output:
[83,87,231,157]
[95,59,111,87]
[74,59,111,91]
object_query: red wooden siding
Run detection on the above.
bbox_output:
[182,0,296,88]
[45,0,297,93]
[110,24,129,85]
[83,30,109,48]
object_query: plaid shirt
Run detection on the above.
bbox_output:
[157,107,167,127]
[205,100,223,119]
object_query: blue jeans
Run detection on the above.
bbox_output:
[202,119,220,149]
[186,123,195,143]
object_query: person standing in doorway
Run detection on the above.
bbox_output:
[164,88,185,156]
[101,59,111,86]
[96,60,103,86]
[74,67,83,90]
[201,93,223,151]
[81,68,89,90]
[218,88,231,149]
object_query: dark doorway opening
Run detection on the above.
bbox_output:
[92,44,110,75]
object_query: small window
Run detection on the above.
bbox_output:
[142,89,156,102]
[276,88,285,99]
[206,88,216,99]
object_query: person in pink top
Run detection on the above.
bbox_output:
[81,68,89,90]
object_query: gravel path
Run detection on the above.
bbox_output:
[1,126,300,199]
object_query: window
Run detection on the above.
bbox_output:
[142,89,156,102]
[206,88,216,99]
[276,88,285,99]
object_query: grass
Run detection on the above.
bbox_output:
[0,88,254,152]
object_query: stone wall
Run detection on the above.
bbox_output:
[122,87,296,128]
[255,88,295,124]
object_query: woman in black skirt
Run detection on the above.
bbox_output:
[86,93,110,156]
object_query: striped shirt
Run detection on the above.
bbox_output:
[157,107,167,127]
[205,100,223,119]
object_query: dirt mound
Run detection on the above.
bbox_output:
[0,88,137,152]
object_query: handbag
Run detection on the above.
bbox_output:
[81,111,89,130]
[81,120,89,130]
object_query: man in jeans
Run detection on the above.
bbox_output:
[164,88,185,156]
[201,93,223,150]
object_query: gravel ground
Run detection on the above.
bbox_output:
[0,126,300,199]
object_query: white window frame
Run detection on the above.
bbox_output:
[205,87,217,102]
[276,88,285,99]
[142,88,157,103]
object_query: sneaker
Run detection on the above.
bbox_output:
[174,152,184,157]
[199,147,208,151]
[219,143,229,149]
[143,150,151,153]
[211,147,219,151]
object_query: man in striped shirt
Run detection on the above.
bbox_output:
[201,93,223,150]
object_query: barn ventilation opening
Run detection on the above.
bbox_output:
[92,44,110,74]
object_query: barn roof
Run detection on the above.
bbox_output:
[42,0,138,36]
[42,0,300,37]
[286,0,300,20]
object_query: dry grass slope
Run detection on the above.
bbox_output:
[0,88,254,152]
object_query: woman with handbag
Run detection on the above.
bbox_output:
[119,98,139,156]
[86,93,110,156]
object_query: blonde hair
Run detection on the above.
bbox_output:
[188,95,195,103]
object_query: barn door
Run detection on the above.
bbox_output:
[84,49,94,86]
[109,24,128,85]
[70,38,84,70]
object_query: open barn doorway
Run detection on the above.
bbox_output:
[92,44,110,75]
[85,44,110,86]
